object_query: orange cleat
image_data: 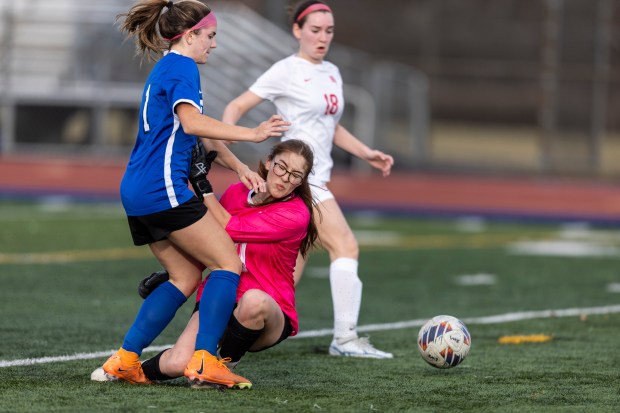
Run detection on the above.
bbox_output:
[101,348,152,384]
[184,350,251,389]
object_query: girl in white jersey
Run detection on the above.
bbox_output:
[101,0,289,390]
[223,0,394,359]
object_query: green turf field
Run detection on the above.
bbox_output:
[1,200,619,412]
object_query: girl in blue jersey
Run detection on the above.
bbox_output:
[102,0,289,389]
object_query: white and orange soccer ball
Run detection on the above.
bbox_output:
[417,315,471,369]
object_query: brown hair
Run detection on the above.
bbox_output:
[289,0,331,28]
[256,139,320,258]
[116,0,211,61]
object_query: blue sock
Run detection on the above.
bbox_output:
[122,281,187,355]
[195,270,239,354]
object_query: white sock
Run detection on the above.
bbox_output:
[329,257,362,342]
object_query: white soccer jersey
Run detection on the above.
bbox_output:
[249,55,344,184]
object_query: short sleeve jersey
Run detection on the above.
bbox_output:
[219,182,310,336]
[120,51,203,216]
[249,55,344,185]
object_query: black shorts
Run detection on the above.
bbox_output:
[127,197,207,246]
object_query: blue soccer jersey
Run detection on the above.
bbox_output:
[120,51,203,216]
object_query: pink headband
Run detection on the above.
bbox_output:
[164,12,217,42]
[296,3,332,23]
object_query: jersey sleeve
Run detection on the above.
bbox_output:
[225,202,309,244]
[248,60,288,102]
[168,59,202,112]
[219,183,243,213]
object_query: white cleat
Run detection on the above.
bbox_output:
[329,337,394,359]
[90,366,116,382]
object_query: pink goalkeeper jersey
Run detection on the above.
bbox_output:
[197,182,309,336]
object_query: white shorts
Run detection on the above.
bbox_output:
[310,181,335,204]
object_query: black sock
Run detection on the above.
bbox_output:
[141,349,176,382]
[219,315,264,362]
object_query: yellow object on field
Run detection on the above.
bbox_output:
[498,334,553,344]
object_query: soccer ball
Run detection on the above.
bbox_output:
[417,315,471,369]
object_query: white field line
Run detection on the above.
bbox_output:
[2,304,620,368]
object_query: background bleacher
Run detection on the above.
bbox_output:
[0,0,618,178]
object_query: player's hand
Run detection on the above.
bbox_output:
[253,115,290,142]
[365,149,394,177]
[190,142,216,197]
[138,270,170,299]
[237,164,267,193]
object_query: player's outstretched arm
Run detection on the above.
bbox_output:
[222,91,265,126]
[333,123,394,177]
[177,102,289,143]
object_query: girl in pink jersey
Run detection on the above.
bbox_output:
[222,1,394,358]
[133,139,318,384]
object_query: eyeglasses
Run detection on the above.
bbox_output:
[272,162,304,185]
